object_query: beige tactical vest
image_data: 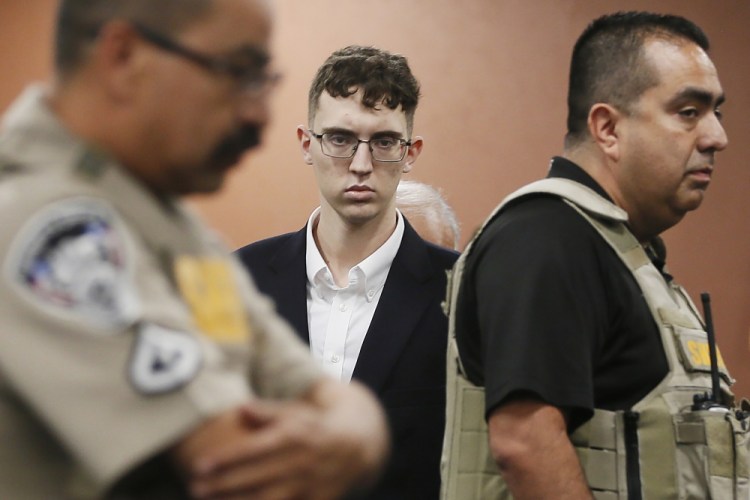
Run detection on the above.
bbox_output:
[441,178,750,500]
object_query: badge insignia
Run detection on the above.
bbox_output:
[4,197,140,330]
[129,323,202,395]
[174,256,251,343]
[675,328,730,380]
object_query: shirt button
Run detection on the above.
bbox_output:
[331,355,340,363]
[367,289,375,299]
[339,303,347,312]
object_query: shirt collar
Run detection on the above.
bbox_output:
[305,208,404,302]
[305,207,328,290]
[548,156,613,203]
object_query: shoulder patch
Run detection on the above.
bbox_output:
[129,323,203,395]
[4,197,140,331]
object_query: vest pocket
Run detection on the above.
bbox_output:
[673,409,750,499]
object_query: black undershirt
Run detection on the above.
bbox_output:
[455,157,669,430]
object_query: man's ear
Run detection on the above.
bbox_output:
[92,20,144,101]
[401,136,423,173]
[587,103,622,161]
[297,126,314,165]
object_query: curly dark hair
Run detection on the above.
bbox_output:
[308,45,421,134]
[565,11,709,148]
[55,0,211,78]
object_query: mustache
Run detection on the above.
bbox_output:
[210,125,262,168]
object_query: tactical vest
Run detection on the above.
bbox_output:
[441,178,750,500]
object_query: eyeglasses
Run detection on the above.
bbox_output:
[309,131,411,162]
[132,22,281,96]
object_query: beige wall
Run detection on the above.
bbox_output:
[3,0,749,395]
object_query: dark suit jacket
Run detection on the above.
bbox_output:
[235,219,458,500]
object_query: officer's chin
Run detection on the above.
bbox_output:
[174,167,230,196]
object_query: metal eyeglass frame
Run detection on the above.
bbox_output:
[308,130,411,162]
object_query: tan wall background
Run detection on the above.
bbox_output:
[3,0,749,395]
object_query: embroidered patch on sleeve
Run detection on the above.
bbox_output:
[129,323,203,395]
[4,197,141,331]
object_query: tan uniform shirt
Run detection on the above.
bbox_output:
[0,85,325,498]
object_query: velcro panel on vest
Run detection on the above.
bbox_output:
[443,329,507,500]
[637,398,680,499]
[704,414,734,478]
[675,410,748,479]
[444,369,509,500]
[456,386,496,473]
[577,448,618,492]
[672,408,750,497]
[592,491,619,500]
[571,410,619,492]
[729,415,750,479]
[674,420,706,444]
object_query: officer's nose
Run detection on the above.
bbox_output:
[699,111,728,153]
[236,92,271,130]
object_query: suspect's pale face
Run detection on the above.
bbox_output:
[300,89,422,228]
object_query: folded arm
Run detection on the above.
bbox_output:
[172,378,389,499]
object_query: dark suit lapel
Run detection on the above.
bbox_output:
[266,228,310,343]
[352,222,437,393]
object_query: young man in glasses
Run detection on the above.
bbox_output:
[0,1,389,498]
[237,46,459,499]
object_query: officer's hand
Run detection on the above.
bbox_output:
[188,380,389,500]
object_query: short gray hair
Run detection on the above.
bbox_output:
[396,180,460,250]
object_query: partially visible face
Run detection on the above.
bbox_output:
[300,89,422,227]
[137,0,274,194]
[614,38,727,236]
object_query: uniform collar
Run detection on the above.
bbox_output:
[0,84,86,171]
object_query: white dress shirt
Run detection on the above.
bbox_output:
[305,208,404,382]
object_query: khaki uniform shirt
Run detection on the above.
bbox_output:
[0,85,324,498]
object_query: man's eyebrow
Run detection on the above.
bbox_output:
[321,127,404,139]
[669,87,726,108]
[320,127,355,134]
[370,130,405,139]
[319,127,404,138]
